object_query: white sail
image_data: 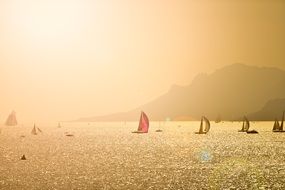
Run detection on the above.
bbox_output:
[241,120,245,131]
[244,116,250,132]
[280,111,284,131]
[273,119,280,131]
[196,116,210,134]
[204,116,211,133]
[273,111,285,132]
[198,117,204,133]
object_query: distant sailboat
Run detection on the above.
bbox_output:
[31,124,42,135]
[195,116,210,134]
[21,154,26,160]
[272,119,280,131]
[238,116,250,132]
[132,111,149,133]
[238,116,258,134]
[273,111,285,132]
[155,121,163,132]
[5,111,18,126]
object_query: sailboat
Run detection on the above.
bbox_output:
[21,154,27,160]
[195,116,210,134]
[273,111,285,132]
[31,124,42,135]
[238,116,258,134]
[272,119,280,132]
[5,111,18,126]
[238,116,250,132]
[132,111,149,133]
[155,121,163,132]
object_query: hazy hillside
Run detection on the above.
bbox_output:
[248,99,285,121]
[77,64,285,121]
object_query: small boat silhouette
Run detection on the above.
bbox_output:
[31,124,42,135]
[21,154,26,160]
[273,111,285,133]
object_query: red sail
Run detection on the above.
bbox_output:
[137,111,149,133]
[5,111,18,126]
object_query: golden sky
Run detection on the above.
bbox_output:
[0,0,284,123]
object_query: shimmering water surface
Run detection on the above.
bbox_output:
[0,122,285,190]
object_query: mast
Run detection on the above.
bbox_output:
[273,119,280,131]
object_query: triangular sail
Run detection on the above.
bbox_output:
[204,116,210,133]
[31,124,42,135]
[137,112,149,133]
[272,111,285,132]
[196,116,210,134]
[199,117,204,133]
[273,119,280,131]
[241,120,245,131]
[280,111,284,131]
[137,113,143,131]
[5,111,18,126]
[244,116,250,132]
[31,125,37,135]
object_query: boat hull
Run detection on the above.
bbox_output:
[246,130,259,134]
[195,132,207,134]
[272,130,285,133]
[132,131,148,134]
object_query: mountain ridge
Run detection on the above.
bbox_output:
[76,63,285,122]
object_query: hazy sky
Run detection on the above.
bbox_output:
[0,0,284,123]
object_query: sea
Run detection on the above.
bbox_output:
[0,121,284,189]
